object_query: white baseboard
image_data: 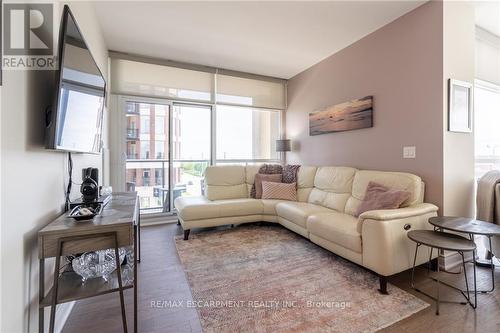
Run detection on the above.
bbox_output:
[440,251,473,271]
[141,215,178,226]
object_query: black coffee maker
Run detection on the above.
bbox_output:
[81,167,99,203]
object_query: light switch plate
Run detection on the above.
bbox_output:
[403,146,416,159]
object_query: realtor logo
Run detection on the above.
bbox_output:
[3,2,56,69]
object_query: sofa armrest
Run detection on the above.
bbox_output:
[358,203,439,221]
[360,208,438,276]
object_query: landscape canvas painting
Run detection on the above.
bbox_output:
[309,96,373,136]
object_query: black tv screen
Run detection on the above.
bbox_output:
[46,5,105,153]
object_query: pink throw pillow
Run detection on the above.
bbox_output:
[254,173,282,199]
[356,181,411,217]
[261,181,297,201]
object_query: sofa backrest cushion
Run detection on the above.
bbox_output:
[204,165,248,200]
[308,166,358,212]
[296,166,317,202]
[344,170,423,216]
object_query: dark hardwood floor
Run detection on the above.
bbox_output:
[63,223,500,333]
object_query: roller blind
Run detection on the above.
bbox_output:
[110,58,287,109]
[216,74,286,109]
[111,59,213,102]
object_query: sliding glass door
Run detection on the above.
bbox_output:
[123,98,212,215]
[125,100,171,214]
[172,104,211,202]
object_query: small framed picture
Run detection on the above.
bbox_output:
[448,79,473,133]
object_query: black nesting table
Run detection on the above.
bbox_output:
[429,216,500,293]
[407,230,477,315]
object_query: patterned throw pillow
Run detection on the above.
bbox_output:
[254,174,282,199]
[261,181,298,201]
[282,165,300,184]
[250,164,284,198]
[259,164,283,175]
[355,181,411,217]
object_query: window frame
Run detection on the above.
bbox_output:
[214,104,282,164]
[474,79,500,180]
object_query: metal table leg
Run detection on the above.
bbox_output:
[483,236,496,293]
[410,244,470,315]
[459,234,494,294]
[472,249,478,308]
[410,243,420,289]
[427,247,434,275]
[436,251,440,315]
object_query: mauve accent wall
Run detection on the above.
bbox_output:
[286,1,444,208]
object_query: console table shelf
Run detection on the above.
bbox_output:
[38,192,140,333]
[40,265,134,307]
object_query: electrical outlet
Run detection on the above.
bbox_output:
[403,146,416,159]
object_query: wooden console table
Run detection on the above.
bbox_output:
[38,192,140,333]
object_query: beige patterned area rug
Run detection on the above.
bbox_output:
[175,224,428,333]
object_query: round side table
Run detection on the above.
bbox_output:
[429,216,500,293]
[407,230,477,315]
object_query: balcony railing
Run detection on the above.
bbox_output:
[126,128,139,140]
[125,159,209,214]
[127,153,138,159]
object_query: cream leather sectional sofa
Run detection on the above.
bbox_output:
[174,165,438,293]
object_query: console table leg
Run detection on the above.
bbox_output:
[49,241,63,333]
[39,259,45,333]
[113,233,128,333]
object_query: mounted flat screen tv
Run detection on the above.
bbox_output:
[45,5,106,153]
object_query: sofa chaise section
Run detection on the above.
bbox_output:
[175,165,276,239]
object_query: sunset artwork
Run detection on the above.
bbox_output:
[309,96,373,136]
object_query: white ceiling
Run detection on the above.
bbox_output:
[475,1,500,37]
[94,1,425,79]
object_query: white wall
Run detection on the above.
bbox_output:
[442,1,476,217]
[0,1,108,332]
